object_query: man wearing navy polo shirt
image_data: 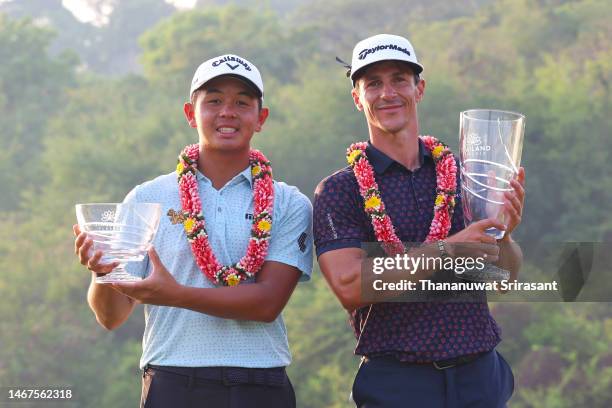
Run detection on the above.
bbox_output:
[74,54,312,407]
[314,34,525,407]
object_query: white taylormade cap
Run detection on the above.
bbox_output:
[350,34,423,84]
[189,54,264,99]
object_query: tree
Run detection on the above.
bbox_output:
[0,15,77,210]
[84,0,175,75]
[139,6,306,98]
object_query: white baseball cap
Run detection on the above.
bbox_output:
[189,54,264,99]
[350,34,423,84]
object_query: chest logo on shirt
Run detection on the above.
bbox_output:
[167,208,187,224]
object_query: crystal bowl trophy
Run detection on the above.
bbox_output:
[75,203,161,283]
[458,109,525,281]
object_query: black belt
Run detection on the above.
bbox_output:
[431,352,486,370]
[145,364,288,387]
[363,351,488,370]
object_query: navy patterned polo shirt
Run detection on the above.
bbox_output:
[313,139,501,362]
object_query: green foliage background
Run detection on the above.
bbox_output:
[0,0,611,406]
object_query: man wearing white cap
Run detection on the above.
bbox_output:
[73,54,312,407]
[314,34,525,407]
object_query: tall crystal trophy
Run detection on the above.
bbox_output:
[458,109,525,281]
[75,203,161,283]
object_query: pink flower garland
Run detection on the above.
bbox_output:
[346,136,457,255]
[176,144,274,286]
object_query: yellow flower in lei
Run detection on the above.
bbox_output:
[432,145,445,159]
[183,217,196,233]
[435,194,445,207]
[251,165,262,177]
[365,195,381,210]
[226,273,240,286]
[347,149,362,165]
[176,161,184,174]
[257,219,271,232]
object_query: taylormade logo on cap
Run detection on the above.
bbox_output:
[358,44,412,60]
[350,34,423,83]
[189,54,264,99]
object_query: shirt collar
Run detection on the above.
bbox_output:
[239,165,254,187]
[196,165,253,188]
[365,138,432,174]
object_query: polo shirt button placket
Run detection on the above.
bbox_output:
[214,189,221,214]
[216,194,223,219]
[217,194,227,231]
[410,173,422,213]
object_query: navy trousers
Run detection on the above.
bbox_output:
[352,350,514,408]
[140,366,296,408]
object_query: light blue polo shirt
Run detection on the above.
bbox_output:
[123,166,313,369]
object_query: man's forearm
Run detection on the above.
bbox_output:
[171,283,282,323]
[335,244,443,310]
[87,274,134,330]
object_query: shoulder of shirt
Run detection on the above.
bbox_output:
[127,172,177,201]
[273,180,312,215]
[314,165,357,197]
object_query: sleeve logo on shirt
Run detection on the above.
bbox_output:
[298,232,308,253]
[327,213,338,239]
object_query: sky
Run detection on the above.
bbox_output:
[61,0,197,26]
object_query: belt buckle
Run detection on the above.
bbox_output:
[433,360,456,370]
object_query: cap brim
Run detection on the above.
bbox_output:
[191,73,263,99]
[223,74,263,98]
[351,60,423,84]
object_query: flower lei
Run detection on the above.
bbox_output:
[176,144,274,286]
[346,136,457,255]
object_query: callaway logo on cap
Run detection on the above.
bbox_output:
[189,54,264,99]
[349,34,423,84]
